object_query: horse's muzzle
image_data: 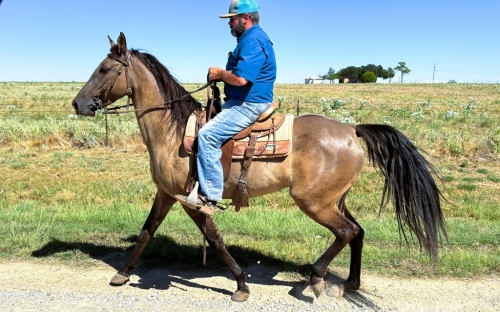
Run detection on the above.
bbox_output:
[72,99,97,117]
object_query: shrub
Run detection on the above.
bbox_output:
[361,71,377,83]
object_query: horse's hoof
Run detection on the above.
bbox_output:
[231,290,250,302]
[310,278,325,298]
[110,271,130,286]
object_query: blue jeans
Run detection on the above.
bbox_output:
[197,100,272,201]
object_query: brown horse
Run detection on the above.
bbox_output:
[72,33,447,302]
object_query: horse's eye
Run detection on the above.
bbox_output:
[99,67,111,74]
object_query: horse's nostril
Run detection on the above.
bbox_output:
[72,100,78,111]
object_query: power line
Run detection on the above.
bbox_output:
[408,67,434,75]
[435,70,500,75]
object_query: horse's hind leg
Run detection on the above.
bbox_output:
[343,208,364,291]
[184,208,249,302]
[110,189,176,285]
[296,200,360,297]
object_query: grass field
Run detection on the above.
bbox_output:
[0,82,499,277]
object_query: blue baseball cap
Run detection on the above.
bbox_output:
[220,0,259,18]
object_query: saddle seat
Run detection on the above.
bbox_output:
[258,102,279,122]
[232,102,285,140]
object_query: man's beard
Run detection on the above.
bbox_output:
[231,19,245,38]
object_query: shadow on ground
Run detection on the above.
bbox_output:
[32,234,379,308]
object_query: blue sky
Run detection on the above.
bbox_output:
[0,0,499,83]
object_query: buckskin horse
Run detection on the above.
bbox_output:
[72,33,447,302]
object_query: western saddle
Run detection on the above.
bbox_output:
[183,90,291,211]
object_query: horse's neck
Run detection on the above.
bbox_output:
[131,78,180,156]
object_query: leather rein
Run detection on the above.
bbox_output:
[93,51,212,115]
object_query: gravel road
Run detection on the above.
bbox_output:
[0,259,498,311]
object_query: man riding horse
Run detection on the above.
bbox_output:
[176,0,277,215]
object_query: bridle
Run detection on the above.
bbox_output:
[93,50,212,115]
[92,52,133,112]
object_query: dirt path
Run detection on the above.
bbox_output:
[0,259,498,311]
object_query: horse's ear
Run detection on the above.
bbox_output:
[117,32,127,55]
[108,35,116,48]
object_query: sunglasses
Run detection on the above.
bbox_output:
[229,14,248,23]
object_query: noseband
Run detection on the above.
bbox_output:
[92,52,133,112]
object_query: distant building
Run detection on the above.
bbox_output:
[305,76,325,84]
[305,77,337,84]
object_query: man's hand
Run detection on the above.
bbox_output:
[208,67,224,82]
[208,67,248,86]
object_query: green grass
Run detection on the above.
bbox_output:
[1,195,498,277]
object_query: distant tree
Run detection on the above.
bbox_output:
[361,64,380,77]
[361,71,377,83]
[338,66,360,83]
[321,67,338,81]
[383,67,396,83]
[335,64,395,83]
[394,62,411,83]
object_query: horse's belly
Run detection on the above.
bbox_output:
[222,157,292,199]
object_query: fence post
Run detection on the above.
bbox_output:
[105,113,109,146]
[296,99,300,116]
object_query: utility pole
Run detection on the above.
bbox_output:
[433,64,436,83]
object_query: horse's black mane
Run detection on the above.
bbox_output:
[130,49,202,135]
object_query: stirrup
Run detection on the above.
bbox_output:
[174,194,216,216]
[186,181,200,210]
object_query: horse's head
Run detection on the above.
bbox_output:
[72,32,133,116]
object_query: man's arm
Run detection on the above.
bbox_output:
[209,67,248,86]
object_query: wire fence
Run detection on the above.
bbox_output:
[1,81,499,125]
[0,96,498,122]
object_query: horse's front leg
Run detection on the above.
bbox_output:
[184,208,249,302]
[110,189,175,285]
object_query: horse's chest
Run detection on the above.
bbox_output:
[149,156,189,189]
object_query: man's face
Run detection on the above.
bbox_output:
[229,15,246,38]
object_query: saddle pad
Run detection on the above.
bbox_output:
[183,113,294,159]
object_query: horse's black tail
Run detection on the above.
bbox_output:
[355,124,448,262]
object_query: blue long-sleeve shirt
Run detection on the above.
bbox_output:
[224,25,276,103]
